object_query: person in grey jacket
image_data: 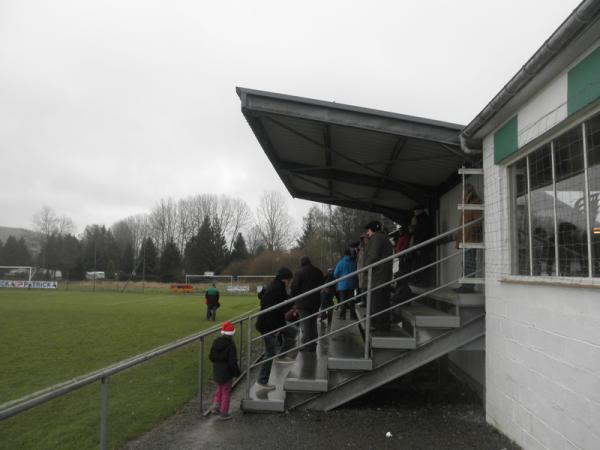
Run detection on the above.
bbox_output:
[363,221,394,331]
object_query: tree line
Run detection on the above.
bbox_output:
[1,191,383,282]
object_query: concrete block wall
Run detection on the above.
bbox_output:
[483,135,600,450]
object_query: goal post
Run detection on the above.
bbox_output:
[184,274,234,286]
[0,266,33,281]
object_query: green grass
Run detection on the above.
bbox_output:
[0,289,257,450]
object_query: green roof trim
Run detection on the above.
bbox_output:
[568,46,600,115]
[494,115,518,163]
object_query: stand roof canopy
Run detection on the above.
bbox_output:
[237,87,472,219]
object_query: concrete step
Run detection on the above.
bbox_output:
[401,302,460,328]
[458,242,485,249]
[410,285,484,307]
[283,351,328,392]
[459,277,485,285]
[241,357,294,413]
[328,357,372,371]
[371,326,417,350]
[458,167,483,175]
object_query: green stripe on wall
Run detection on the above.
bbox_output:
[568,46,600,115]
[494,115,518,163]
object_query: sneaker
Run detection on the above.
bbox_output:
[217,413,232,421]
[255,382,276,391]
[275,356,296,364]
[210,404,220,415]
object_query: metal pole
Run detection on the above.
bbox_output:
[246,316,253,398]
[364,267,372,360]
[100,376,109,450]
[551,142,560,276]
[239,320,244,368]
[198,337,204,412]
[582,121,593,278]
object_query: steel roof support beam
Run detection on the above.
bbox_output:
[323,124,333,197]
[278,161,431,203]
[370,136,409,206]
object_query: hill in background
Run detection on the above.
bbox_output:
[0,226,40,255]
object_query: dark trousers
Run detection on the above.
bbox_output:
[206,305,217,321]
[338,290,356,319]
[298,309,317,351]
[320,291,334,325]
[258,334,277,385]
[370,285,390,329]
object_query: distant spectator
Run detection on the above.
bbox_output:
[364,221,393,331]
[291,256,324,352]
[334,249,357,320]
[410,205,434,286]
[320,268,336,328]
[356,234,370,307]
[205,283,220,321]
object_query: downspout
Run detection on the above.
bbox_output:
[459,0,600,156]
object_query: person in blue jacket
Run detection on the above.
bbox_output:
[334,249,357,320]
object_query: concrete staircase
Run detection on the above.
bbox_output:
[241,285,484,413]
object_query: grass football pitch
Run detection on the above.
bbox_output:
[0,288,257,450]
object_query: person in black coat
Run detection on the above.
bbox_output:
[255,267,296,389]
[291,256,324,352]
[364,221,394,331]
[209,321,240,420]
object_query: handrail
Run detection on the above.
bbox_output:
[250,218,482,319]
[250,252,466,369]
[0,306,258,421]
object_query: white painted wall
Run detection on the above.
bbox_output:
[483,129,600,450]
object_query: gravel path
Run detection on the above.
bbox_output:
[123,377,519,450]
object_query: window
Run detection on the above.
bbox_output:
[510,110,600,278]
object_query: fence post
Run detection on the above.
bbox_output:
[239,320,244,368]
[198,337,204,412]
[246,316,253,398]
[100,376,109,450]
[364,267,372,360]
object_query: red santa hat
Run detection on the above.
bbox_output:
[221,321,235,336]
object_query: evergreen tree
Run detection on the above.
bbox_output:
[210,219,229,273]
[230,233,249,262]
[159,240,182,282]
[2,236,31,266]
[139,238,159,280]
[184,215,212,275]
[60,234,84,280]
[121,242,135,277]
[82,225,121,272]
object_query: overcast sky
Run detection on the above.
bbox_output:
[0,0,582,234]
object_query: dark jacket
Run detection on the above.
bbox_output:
[291,263,324,313]
[364,231,393,288]
[334,256,357,291]
[209,335,241,383]
[255,278,289,334]
[205,287,220,308]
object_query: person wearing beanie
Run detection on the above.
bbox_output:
[254,266,296,390]
[364,220,394,331]
[208,321,241,420]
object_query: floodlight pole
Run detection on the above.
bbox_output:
[142,240,146,294]
[93,242,97,293]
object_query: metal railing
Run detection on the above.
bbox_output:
[0,307,258,450]
[243,218,483,398]
[0,217,482,449]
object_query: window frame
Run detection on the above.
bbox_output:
[507,106,600,279]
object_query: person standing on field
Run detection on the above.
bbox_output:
[209,321,240,421]
[205,283,220,321]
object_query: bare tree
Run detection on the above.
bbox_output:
[245,224,265,256]
[256,191,294,252]
[149,198,178,252]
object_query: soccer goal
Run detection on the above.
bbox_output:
[0,266,33,281]
[185,274,234,286]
